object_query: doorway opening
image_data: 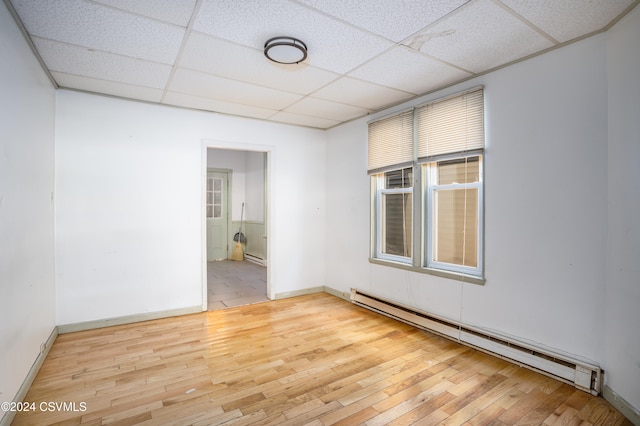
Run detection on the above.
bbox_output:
[203,147,269,310]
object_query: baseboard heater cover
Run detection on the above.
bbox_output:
[244,253,265,266]
[350,289,602,395]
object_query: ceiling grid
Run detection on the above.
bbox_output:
[6,0,638,129]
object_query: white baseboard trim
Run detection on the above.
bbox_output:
[323,286,351,301]
[603,385,640,426]
[273,286,351,301]
[57,305,203,334]
[274,286,324,300]
[0,327,58,426]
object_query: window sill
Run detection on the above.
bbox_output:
[368,257,486,285]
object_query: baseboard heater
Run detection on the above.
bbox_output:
[244,253,265,266]
[350,289,602,395]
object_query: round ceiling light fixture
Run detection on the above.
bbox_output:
[264,36,307,64]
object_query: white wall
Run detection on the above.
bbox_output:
[207,148,247,221]
[0,3,56,420]
[55,91,326,324]
[325,119,371,297]
[605,5,640,413]
[245,151,265,223]
[326,33,609,365]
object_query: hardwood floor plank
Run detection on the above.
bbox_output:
[498,388,550,424]
[333,406,379,426]
[11,293,631,426]
[515,384,577,425]
[576,397,634,425]
[387,391,456,426]
[319,391,389,425]
[464,403,506,426]
[367,379,454,425]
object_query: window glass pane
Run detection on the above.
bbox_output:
[206,206,213,218]
[214,192,221,205]
[214,178,222,191]
[214,206,222,218]
[207,178,213,191]
[433,188,478,267]
[382,193,412,257]
[206,192,213,204]
[385,167,412,189]
[437,157,479,185]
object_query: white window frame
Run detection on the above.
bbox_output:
[424,154,483,277]
[373,169,413,264]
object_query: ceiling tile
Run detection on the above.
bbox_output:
[180,32,339,95]
[349,45,472,94]
[284,97,371,122]
[268,111,341,129]
[296,0,469,42]
[33,38,172,88]
[52,72,164,102]
[7,0,635,129]
[11,0,185,63]
[169,68,303,110]
[412,0,554,73]
[163,92,276,119]
[500,0,636,42]
[93,0,198,27]
[193,0,393,74]
[312,77,414,110]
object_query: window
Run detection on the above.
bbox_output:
[368,109,414,264]
[375,167,413,261]
[206,177,223,219]
[368,87,484,280]
[425,155,482,275]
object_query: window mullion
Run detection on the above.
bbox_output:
[412,165,421,268]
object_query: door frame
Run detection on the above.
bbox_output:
[206,168,232,261]
[201,140,273,311]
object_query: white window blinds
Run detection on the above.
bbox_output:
[417,88,484,160]
[367,109,413,174]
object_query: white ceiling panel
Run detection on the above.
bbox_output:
[312,77,414,110]
[412,0,554,73]
[296,0,470,42]
[33,38,173,88]
[52,73,164,103]
[93,0,198,27]
[350,45,472,94]
[163,92,276,119]
[11,0,185,64]
[284,97,371,121]
[169,69,303,110]
[7,0,636,129]
[179,32,339,95]
[193,0,393,74]
[500,0,636,42]
[268,111,341,129]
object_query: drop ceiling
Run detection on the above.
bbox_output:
[6,0,638,129]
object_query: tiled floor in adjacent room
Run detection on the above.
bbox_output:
[207,259,268,310]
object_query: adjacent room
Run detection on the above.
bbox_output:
[205,148,268,310]
[1,0,639,424]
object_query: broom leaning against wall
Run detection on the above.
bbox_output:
[230,202,246,261]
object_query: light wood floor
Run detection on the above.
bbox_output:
[14,293,630,425]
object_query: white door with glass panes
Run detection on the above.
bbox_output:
[206,172,228,261]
